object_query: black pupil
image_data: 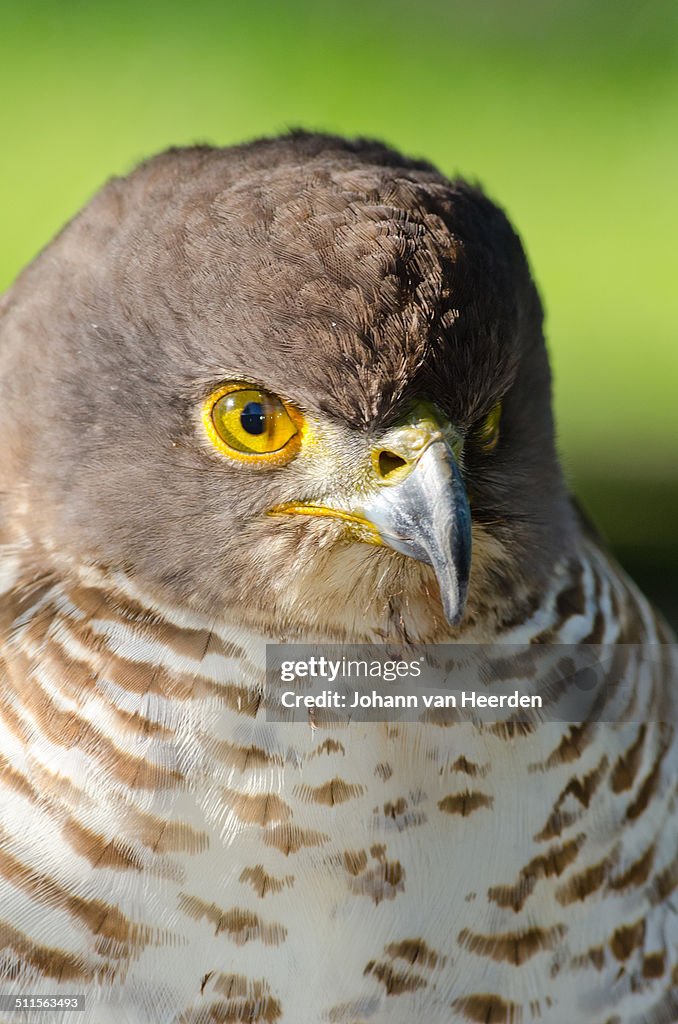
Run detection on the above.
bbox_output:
[240,401,267,435]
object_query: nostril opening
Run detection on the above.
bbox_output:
[377,450,408,479]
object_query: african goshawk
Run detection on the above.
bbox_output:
[0,133,676,1024]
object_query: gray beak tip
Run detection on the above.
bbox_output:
[442,595,467,628]
[436,551,470,627]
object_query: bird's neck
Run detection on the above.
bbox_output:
[0,537,669,780]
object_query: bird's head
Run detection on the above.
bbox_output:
[0,133,576,641]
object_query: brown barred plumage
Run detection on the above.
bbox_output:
[1,533,676,1023]
[1,133,676,1023]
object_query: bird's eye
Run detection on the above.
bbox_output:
[474,401,502,453]
[202,384,302,465]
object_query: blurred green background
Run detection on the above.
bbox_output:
[2,0,676,625]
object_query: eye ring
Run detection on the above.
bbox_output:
[202,382,304,466]
[474,401,502,453]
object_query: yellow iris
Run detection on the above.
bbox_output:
[203,384,302,465]
[476,401,502,452]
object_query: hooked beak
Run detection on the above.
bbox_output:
[270,406,472,626]
[358,439,472,625]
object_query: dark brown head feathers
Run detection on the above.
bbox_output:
[0,131,575,637]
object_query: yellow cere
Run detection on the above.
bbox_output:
[477,401,502,452]
[202,383,304,466]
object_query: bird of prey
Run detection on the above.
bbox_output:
[0,132,676,1024]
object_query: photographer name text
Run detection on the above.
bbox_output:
[280,689,542,709]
